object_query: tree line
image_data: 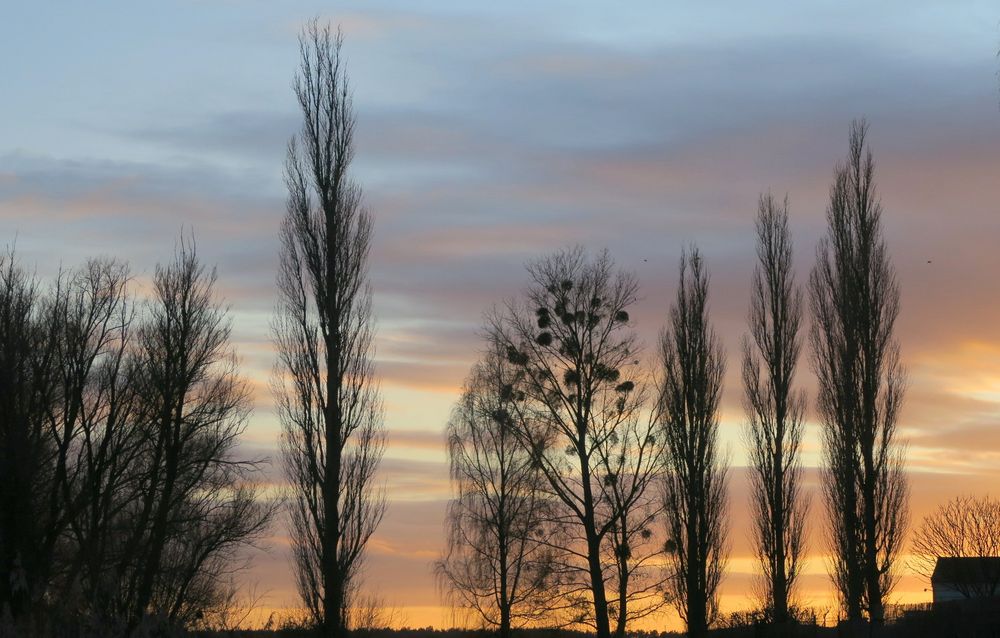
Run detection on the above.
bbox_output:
[436,122,910,638]
[0,241,276,635]
[1,18,993,638]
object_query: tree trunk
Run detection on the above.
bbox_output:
[686,517,707,638]
[322,409,345,633]
[322,393,344,637]
[862,449,883,624]
[499,527,511,638]
[131,466,174,627]
[614,552,628,638]
[772,444,788,624]
[499,597,511,638]
[323,186,345,637]
[129,398,181,631]
[580,456,611,638]
[586,530,612,638]
[844,487,864,623]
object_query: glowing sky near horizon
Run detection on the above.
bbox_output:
[2,0,999,630]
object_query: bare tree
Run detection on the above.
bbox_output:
[809,120,908,625]
[0,245,273,634]
[742,194,808,624]
[912,495,1000,598]
[38,259,146,629]
[191,580,269,633]
[121,240,273,632]
[60,273,146,629]
[48,258,137,622]
[0,250,57,622]
[347,590,405,636]
[489,247,663,638]
[436,343,563,638]
[273,20,387,637]
[659,247,728,638]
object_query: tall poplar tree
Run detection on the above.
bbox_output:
[810,120,908,625]
[743,194,807,624]
[659,248,728,638]
[274,21,386,636]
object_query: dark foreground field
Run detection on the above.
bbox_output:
[4,603,998,638]
[193,604,999,638]
[198,618,998,638]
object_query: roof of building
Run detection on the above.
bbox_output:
[932,557,1000,584]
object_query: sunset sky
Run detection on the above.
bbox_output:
[2,1,999,630]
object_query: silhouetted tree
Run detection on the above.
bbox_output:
[48,258,136,621]
[436,344,563,638]
[659,247,728,638]
[912,495,1000,598]
[489,247,663,638]
[0,256,134,624]
[0,245,272,635]
[0,250,57,622]
[809,120,908,625]
[122,240,273,632]
[273,20,387,637]
[742,195,807,624]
